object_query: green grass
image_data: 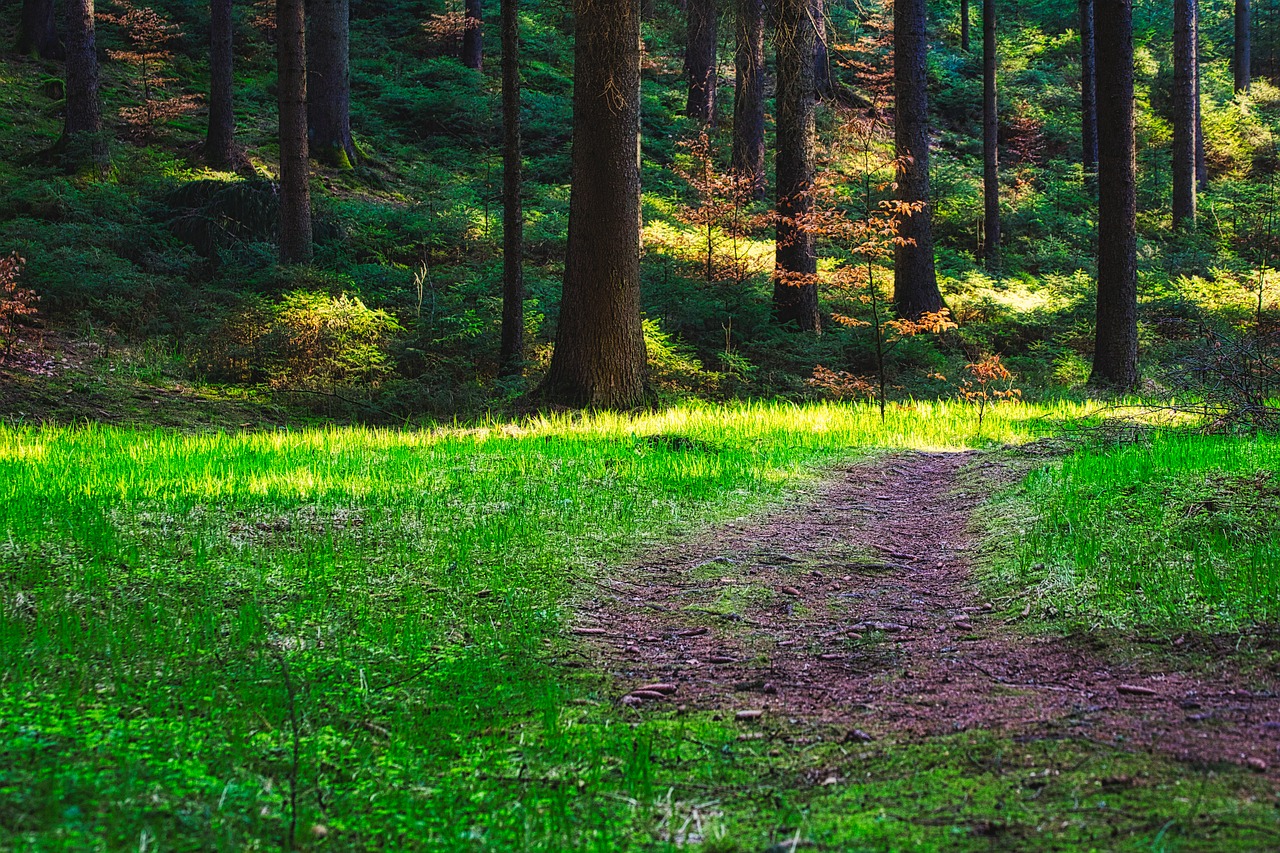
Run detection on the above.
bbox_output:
[5,401,1279,850]
[994,432,1280,630]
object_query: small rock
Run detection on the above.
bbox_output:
[311,824,329,839]
[637,683,678,694]
[736,709,764,720]
[676,627,709,638]
[621,695,643,706]
[781,586,802,597]
[1117,684,1159,697]
[844,729,874,743]
[707,655,736,664]
[1246,757,1268,772]
[629,690,668,701]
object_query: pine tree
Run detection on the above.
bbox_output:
[1173,0,1197,229]
[1235,0,1251,93]
[60,0,108,166]
[732,0,765,197]
[204,0,236,167]
[461,0,482,70]
[686,0,717,123]
[983,0,1000,268]
[1079,0,1098,187]
[307,0,357,168]
[499,0,524,376]
[277,0,313,264]
[16,0,63,59]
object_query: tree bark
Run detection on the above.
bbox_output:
[278,0,313,264]
[499,0,524,376]
[732,0,766,197]
[16,0,62,59]
[961,0,970,52]
[1173,0,1197,229]
[1091,0,1138,389]
[307,0,357,168]
[814,0,832,98]
[542,0,648,408]
[60,0,107,164]
[772,0,820,332]
[893,0,943,319]
[982,0,999,268]
[462,0,483,70]
[1080,0,1098,188]
[1235,0,1251,93]
[686,0,717,122]
[205,0,235,168]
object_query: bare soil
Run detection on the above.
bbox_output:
[574,451,1280,775]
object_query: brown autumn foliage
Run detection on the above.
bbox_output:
[0,253,40,364]
[98,0,200,140]
[672,131,768,287]
[959,354,1022,433]
[423,8,479,54]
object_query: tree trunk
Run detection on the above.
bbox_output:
[499,0,524,376]
[60,0,107,164]
[642,0,656,20]
[205,0,235,168]
[732,0,766,197]
[1091,0,1138,389]
[982,0,999,268]
[893,0,943,319]
[814,0,832,98]
[1195,0,1207,190]
[1080,0,1098,188]
[16,0,62,59]
[1173,0,1197,229]
[772,0,820,332]
[462,0,483,70]
[961,0,970,52]
[278,0,313,264]
[686,0,717,122]
[1235,0,1251,93]
[307,0,357,168]
[541,0,648,408]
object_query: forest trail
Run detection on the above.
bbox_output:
[576,452,1280,775]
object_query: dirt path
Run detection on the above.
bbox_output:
[575,451,1280,774]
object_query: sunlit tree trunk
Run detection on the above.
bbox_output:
[542,0,648,408]
[1092,0,1138,388]
[278,0,313,264]
[1173,0,1197,229]
[686,0,717,122]
[205,0,236,168]
[16,0,62,59]
[1080,0,1098,188]
[499,0,524,376]
[773,0,820,331]
[983,0,1000,267]
[308,0,357,168]
[894,0,943,319]
[462,0,483,70]
[732,0,765,197]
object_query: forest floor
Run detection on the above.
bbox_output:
[577,450,1280,780]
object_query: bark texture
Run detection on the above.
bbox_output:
[772,0,820,332]
[1173,0,1197,229]
[685,0,718,122]
[205,0,236,168]
[61,0,106,164]
[893,0,943,319]
[1080,0,1098,187]
[542,0,648,408]
[462,0,483,70]
[1092,0,1138,388]
[16,0,62,59]
[983,0,1000,267]
[499,0,524,376]
[1235,0,1251,93]
[961,0,970,52]
[277,0,313,264]
[814,0,832,98]
[307,0,357,168]
[732,0,766,197]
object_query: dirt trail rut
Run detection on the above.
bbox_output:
[575,452,1280,774]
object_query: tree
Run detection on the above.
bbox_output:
[60,0,108,165]
[1195,0,1206,190]
[1173,0,1197,229]
[1235,0,1250,93]
[983,0,999,267]
[277,0,313,264]
[461,0,482,70]
[1079,0,1098,187]
[16,0,63,59]
[1091,0,1138,388]
[773,0,820,331]
[308,0,357,168]
[960,0,970,52]
[541,0,648,408]
[732,0,765,197]
[814,0,832,98]
[893,0,943,319]
[686,0,717,122]
[499,0,523,376]
[205,0,235,167]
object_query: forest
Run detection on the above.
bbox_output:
[0,0,1278,848]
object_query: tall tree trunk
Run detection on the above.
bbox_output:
[205,0,236,168]
[1195,0,1207,190]
[307,0,357,168]
[1173,0,1197,229]
[462,0,483,70]
[16,0,62,59]
[1080,0,1098,188]
[542,0,648,408]
[60,0,107,164]
[686,0,717,122]
[894,0,943,319]
[278,0,313,264]
[732,0,766,197]
[982,0,999,268]
[814,0,833,98]
[1092,0,1138,388]
[1235,0,1251,93]
[772,0,820,332]
[961,0,970,52]
[499,0,524,376]
[642,0,656,20]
